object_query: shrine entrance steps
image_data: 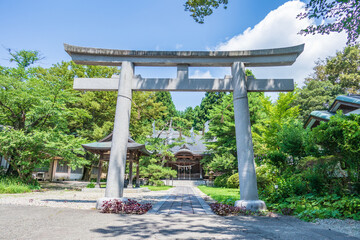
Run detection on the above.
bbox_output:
[148,186,213,215]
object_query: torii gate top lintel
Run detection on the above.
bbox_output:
[65,43,305,93]
[64,43,304,67]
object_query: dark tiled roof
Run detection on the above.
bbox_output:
[82,133,150,155]
[305,95,360,129]
[329,95,360,112]
[154,130,207,155]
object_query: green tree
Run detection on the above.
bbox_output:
[8,49,43,68]
[155,92,177,121]
[193,92,225,131]
[130,92,167,142]
[294,79,343,122]
[203,152,236,174]
[172,116,193,138]
[276,120,319,165]
[178,106,195,124]
[204,70,265,161]
[325,45,360,93]
[0,129,86,183]
[253,91,300,152]
[184,0,228,23]
[0,52,87,182]
[139,136,178,185]
[41,61,119,140]
[313,113,360,183]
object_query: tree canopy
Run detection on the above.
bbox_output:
[184,0,228,24]
[0,51,88,182]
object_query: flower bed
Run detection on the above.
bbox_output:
[210,202,250,216]
[100,199,152,214]
[210,202,268,216]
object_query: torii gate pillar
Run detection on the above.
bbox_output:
[96,61,133,208]
[232,62,265,210]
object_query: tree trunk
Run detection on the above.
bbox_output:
[82,166,92,181]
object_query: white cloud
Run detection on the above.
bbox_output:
[190,70,213,78]
[214,0,347,98]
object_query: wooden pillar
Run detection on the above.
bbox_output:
[135,156,140,188]
[96,156,103,188]
[128,152,134,188]
[183,163,185,180]
[50,160,57,182]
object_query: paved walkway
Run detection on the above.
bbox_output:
[0,204,358,239]
[148,186,213,215]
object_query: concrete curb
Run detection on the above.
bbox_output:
[192,187,215,215]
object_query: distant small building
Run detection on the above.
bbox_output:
[0,156,84,181]
[305,95,360,129]
[82,133,150,187]
[153,126,208,180]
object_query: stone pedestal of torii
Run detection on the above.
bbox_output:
[64,43,304,211]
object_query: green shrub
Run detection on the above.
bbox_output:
[299,156,343,194]
[266,151,288,170]
[0,176,38,194]
[256,163,279,190]
[267,194,360,221]
[259,174,308,203]
[214,174,230,187]
[149,179,164,186]
[226,173,239,188]
[86,179,96,188]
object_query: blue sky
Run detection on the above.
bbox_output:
[0,0,347,110]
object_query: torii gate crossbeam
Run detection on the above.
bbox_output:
[65,43,304,211]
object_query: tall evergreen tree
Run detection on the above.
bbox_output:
[155,92,177,120]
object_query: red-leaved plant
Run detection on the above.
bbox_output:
[210,202,252,216]
[100,199,152,214]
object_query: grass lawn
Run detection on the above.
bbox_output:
[198,185,239,205]
[0,177,37,194]
[141,185,173,191]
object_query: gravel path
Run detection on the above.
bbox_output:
[0,188,170,210]
[312,218,360,239]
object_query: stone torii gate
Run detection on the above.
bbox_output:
[64,43,304,211]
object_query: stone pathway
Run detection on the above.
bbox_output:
[1,204,358,240]
[148,186,213,215]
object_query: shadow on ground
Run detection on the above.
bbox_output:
[0,202,358,239]
[91,214,358,240]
